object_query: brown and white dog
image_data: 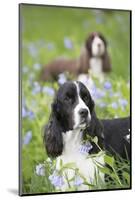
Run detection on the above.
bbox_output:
[40,32,111,81]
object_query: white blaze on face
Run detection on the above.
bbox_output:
[91,36,105,57]
[73,82,91,129]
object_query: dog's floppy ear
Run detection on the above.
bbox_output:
[85,110,104,151]
[87,110,104,139]
[102,52,111,72]
[43,115,63,158]
[98,32,111,73]
[51,98,63,120]
[43,99,63,158]
[85,35,93,57]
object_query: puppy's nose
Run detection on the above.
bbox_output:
[79,109,88,118]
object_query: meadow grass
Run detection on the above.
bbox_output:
[20,4,130,194]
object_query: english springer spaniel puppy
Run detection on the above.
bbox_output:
[43,81,130,190]
[40,32,111,81]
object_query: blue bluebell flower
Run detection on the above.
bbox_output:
[89,177,93,184]
[78,74,94,90]
[23,130,32,145]
[42,86,55,96]
[118,99,128,107]
[35,164,45,176]
[79,142,93,155]
[22,105,35,120]
[90,84,97,99]
[74,176,84,186]
[22,107,28,118]
[111,102,118,109]
[49,171,64,188]
[27,110,35,120]
[64,37,73,49]
[104,81,112,90]
[94,89,106,99]
[32,82,41,95]
[58,73,67,85]
[47,42,55,51]
[98,102,106,108]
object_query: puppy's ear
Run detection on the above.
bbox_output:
[88,110,104,139]
[89,98,95,114]
[84,110,104,152]
[102,52,111,72]
[43,116,63,158]
[51,99,62,120]
[85,36,92,57]
[98,32,107,47]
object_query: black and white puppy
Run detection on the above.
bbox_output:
[44,81,104,190]
[43,81,130,190]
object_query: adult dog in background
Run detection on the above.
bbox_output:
[40,32,111,81]
[43,81,130,190]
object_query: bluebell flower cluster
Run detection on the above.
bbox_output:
[23,131,32,145]
[94,89,106,99]
[49,171,64,188]
[111,102,118,109]
[22,107,35,119]
[98,102,106,108]
[104,81,112,90]
[64,37,73,49]
[35,163,45,176]
[32,82,41,95]
[79,141,93,155]
[118,98,128,107]
[42,86,55,96]
[58,73,67,85]
[74,175,84,186]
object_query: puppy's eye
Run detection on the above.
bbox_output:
[64,95,73,103]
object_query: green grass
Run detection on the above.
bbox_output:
[20,4,130,195]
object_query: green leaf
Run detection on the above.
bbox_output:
[92,136,98,144]
[123,171,130,184]
[104,155,115,168]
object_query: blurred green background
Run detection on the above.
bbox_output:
[20,4,130,194]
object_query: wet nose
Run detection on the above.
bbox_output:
[79,109,88,118]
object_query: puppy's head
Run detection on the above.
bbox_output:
[86,32,107,57]
[52,81,94,131]
[44,81,103,157]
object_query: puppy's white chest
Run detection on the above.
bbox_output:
[89,57,102,76]
[56,131,105,191]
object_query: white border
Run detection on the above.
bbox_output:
[0,0,134,199]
